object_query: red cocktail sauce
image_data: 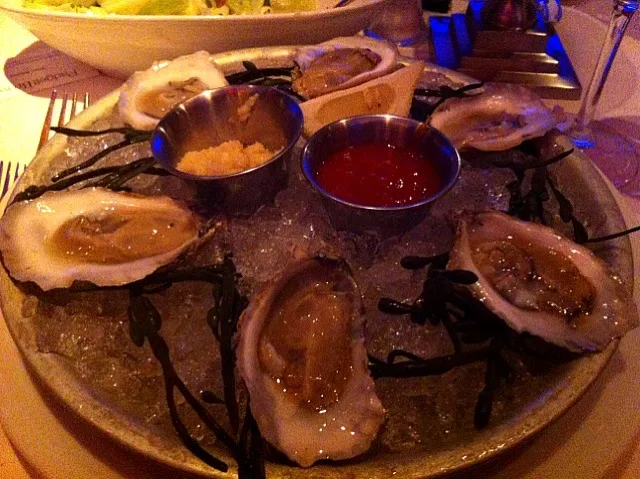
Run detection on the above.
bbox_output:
[315,143,444,207]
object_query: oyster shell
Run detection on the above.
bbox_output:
[292,36,398,100]
[118,51,228,131]
[236,257,384,467]
[448,211,639,352]
[0,188,203,290]
[429,84,565,151]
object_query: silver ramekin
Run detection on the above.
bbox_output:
[301,114,461,235]
[152,85,303,214]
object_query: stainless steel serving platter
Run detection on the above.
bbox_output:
[0,46,634,479]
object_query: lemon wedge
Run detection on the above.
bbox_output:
[300,61,425,137]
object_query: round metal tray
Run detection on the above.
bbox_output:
[0,47,634,479]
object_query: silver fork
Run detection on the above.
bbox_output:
[0,90,91,200]
[0,162,26,200]
[37,90,91,151]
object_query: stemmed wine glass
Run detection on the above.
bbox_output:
[566,0,640,196]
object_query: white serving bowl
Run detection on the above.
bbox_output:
[0,0,386,78]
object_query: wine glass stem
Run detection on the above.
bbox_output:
[574,0,638,138]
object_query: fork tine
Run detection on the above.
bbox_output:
[70,92,78,118]
[0,162,5,198]
[57,92,69,128]
[18,90,90,199]
[14,163,23,181]
[2,162,13,199]
[1,163,27,200]
[37,89,58,151]
[37,89,89,153]
[8,90,90,200]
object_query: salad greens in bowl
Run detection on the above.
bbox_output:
[21,0,317,15]
[0,0,386,77]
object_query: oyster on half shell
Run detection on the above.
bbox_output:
[429,84,565,151]
[118,51,228,131]
[0,188,204,291]
[292,36,398,100]
[236,256,384,467]
[448,211,639,352]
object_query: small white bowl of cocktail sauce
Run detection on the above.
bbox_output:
[301,114,461,235]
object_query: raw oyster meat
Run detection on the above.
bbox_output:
[236,257,384,467]
[292,36,398,99]
[429,84,565,151]
[0,188,203,290]
[448,211,639,352]
[118,51,228,131]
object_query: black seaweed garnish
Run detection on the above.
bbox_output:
[11,158,169,204]
[225,63,486,113]
[238,405,267,479]
[400,251,450,270]
[374,254,513,429]
[125,258,265,477]
[583,224,640,244]
[211,257,245,433]
[462,138,640,245]
[474,338,510,429]
[494,146,572,223]
[410,82,485,121]
[369,346,492,379]
[225,61,303,101]
[413,81,485,103]
[50,125,145,138]
[133,259,243,433]
[11,125,160,204]
[201,390,225,405]
[89,157,158,190]
[226,61,294,85]
[545,174,590,243]
[50,126,151,181]
[127,288,237,472]
[469,142,594,243]
[462,144,572,170]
